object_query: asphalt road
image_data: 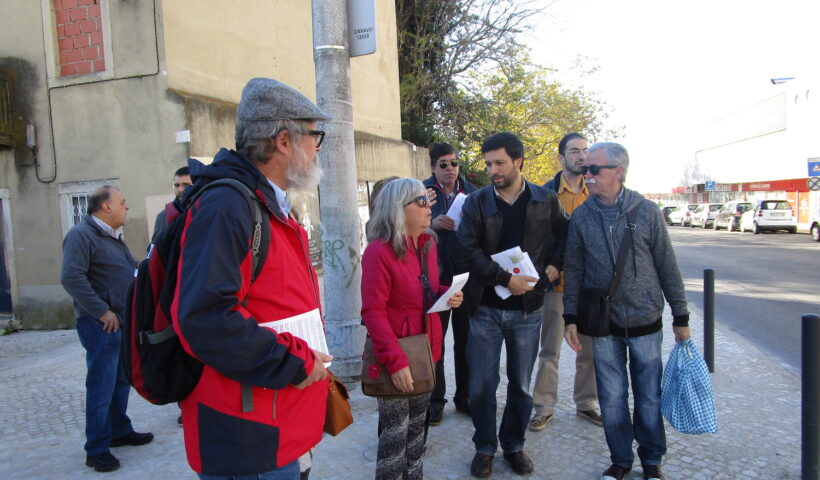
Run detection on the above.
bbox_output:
[668,224,820,373]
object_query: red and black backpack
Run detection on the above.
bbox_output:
[121,178,269,405]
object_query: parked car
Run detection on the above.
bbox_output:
[690,203,723,228]
[712,201,751,231]
[668,204,698,226]
[810,214,820,242]
[661,206,678,225]
[739,200,797,234]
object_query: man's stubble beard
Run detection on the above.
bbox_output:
[286,145,322,192]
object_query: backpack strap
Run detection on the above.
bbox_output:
[186,178,271,413]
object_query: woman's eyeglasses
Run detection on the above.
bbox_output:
[437,160,459,169]
[405,195,430,208]
[580,164,619,176]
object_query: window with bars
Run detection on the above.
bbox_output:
[58,179,119,237]
[68,193,90,228]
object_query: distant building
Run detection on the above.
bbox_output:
[0,1,427,328]
[663,77,820,226]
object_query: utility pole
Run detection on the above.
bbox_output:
[312,0,365,382]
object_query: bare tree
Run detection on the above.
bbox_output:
[396,0,542,146]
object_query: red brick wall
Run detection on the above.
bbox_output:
[54,0,105,77]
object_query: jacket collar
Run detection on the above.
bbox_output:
[478,179,545,218]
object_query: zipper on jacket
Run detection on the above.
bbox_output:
[272,390,278,420]
[605,214,629,337]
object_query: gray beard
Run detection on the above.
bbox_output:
[286,149,322,192]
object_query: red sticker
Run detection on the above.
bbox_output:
[513,267,520,274]
[368,364,381,378]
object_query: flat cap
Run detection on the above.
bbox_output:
[237,77,331,122]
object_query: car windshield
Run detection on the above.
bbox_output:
[710,205,722,212]
[688,205,698,211]
[736,203,751,213]
[760,201,791,210]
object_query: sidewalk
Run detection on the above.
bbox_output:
[0,306,801,479]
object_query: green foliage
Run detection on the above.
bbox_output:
[452,56,620,184]
[395,1,621,185]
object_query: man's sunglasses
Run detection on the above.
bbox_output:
[405,195,431,208]
[580,164,619,175]
[437,160,459,169]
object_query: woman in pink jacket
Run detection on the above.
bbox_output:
[362,178,463,480]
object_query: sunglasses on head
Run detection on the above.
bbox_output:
[580,164,619,175]
[437,160,459,169]
[405,195,430,208]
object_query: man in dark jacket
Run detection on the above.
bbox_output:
[150,165,192,244]
[562,142,690,480]
[423,142,477,424]
[61,186,153,473]
[172,78,332,479]
[457,132,568,478]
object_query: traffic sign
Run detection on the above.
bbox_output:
[809,160,820,177]
[705,181,716,191]
[808,177,820,191]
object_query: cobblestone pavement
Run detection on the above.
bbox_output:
[0,306,801,479]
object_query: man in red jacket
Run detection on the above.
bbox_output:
[172,78,332,479]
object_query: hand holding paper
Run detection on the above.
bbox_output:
[427,272,469,313]
[490,246,540,300]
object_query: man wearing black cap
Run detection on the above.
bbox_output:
[171,78,332,479]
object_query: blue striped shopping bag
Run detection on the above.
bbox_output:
[661,338,718,434]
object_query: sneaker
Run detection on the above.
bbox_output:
[503,450,534,475]
[110,431,154,447]
[85,452,120,472]
[470,452,494,478]
[602,464,632,480]
[429,403,444,426]
[642,464,665,480]
[577,409,604,426]
[527,412,554,431]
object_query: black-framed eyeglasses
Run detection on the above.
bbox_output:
[437,160,459,169]
[306,129,325,147]
[580,164,619,176]
[405,195,430,208]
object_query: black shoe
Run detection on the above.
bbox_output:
[454,398,471,415]
[602,464,632,480]
[642,464,665,480]
[110,431,154,447]
[428,403,444,425]
[503,450,534,475]
[85,452,120,472]
[470,452,494,478]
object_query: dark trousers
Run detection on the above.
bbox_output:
[430,304,471,407]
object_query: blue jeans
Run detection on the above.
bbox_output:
[198,460,299,480]
[592,330,666,468]
[75,315,134,455]
[467,306,542,455]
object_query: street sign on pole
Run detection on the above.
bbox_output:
[705,180,716,191]
[347,0,376,57]
[808,177,820,191]
[808,157,820,177]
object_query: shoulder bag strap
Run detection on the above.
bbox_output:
[415,244,434,334]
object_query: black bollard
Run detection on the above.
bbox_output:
[803,313,820,480]
[703,269,715,373]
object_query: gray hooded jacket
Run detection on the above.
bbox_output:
[563,188,689,335]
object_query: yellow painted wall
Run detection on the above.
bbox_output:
[161,0,401,140]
